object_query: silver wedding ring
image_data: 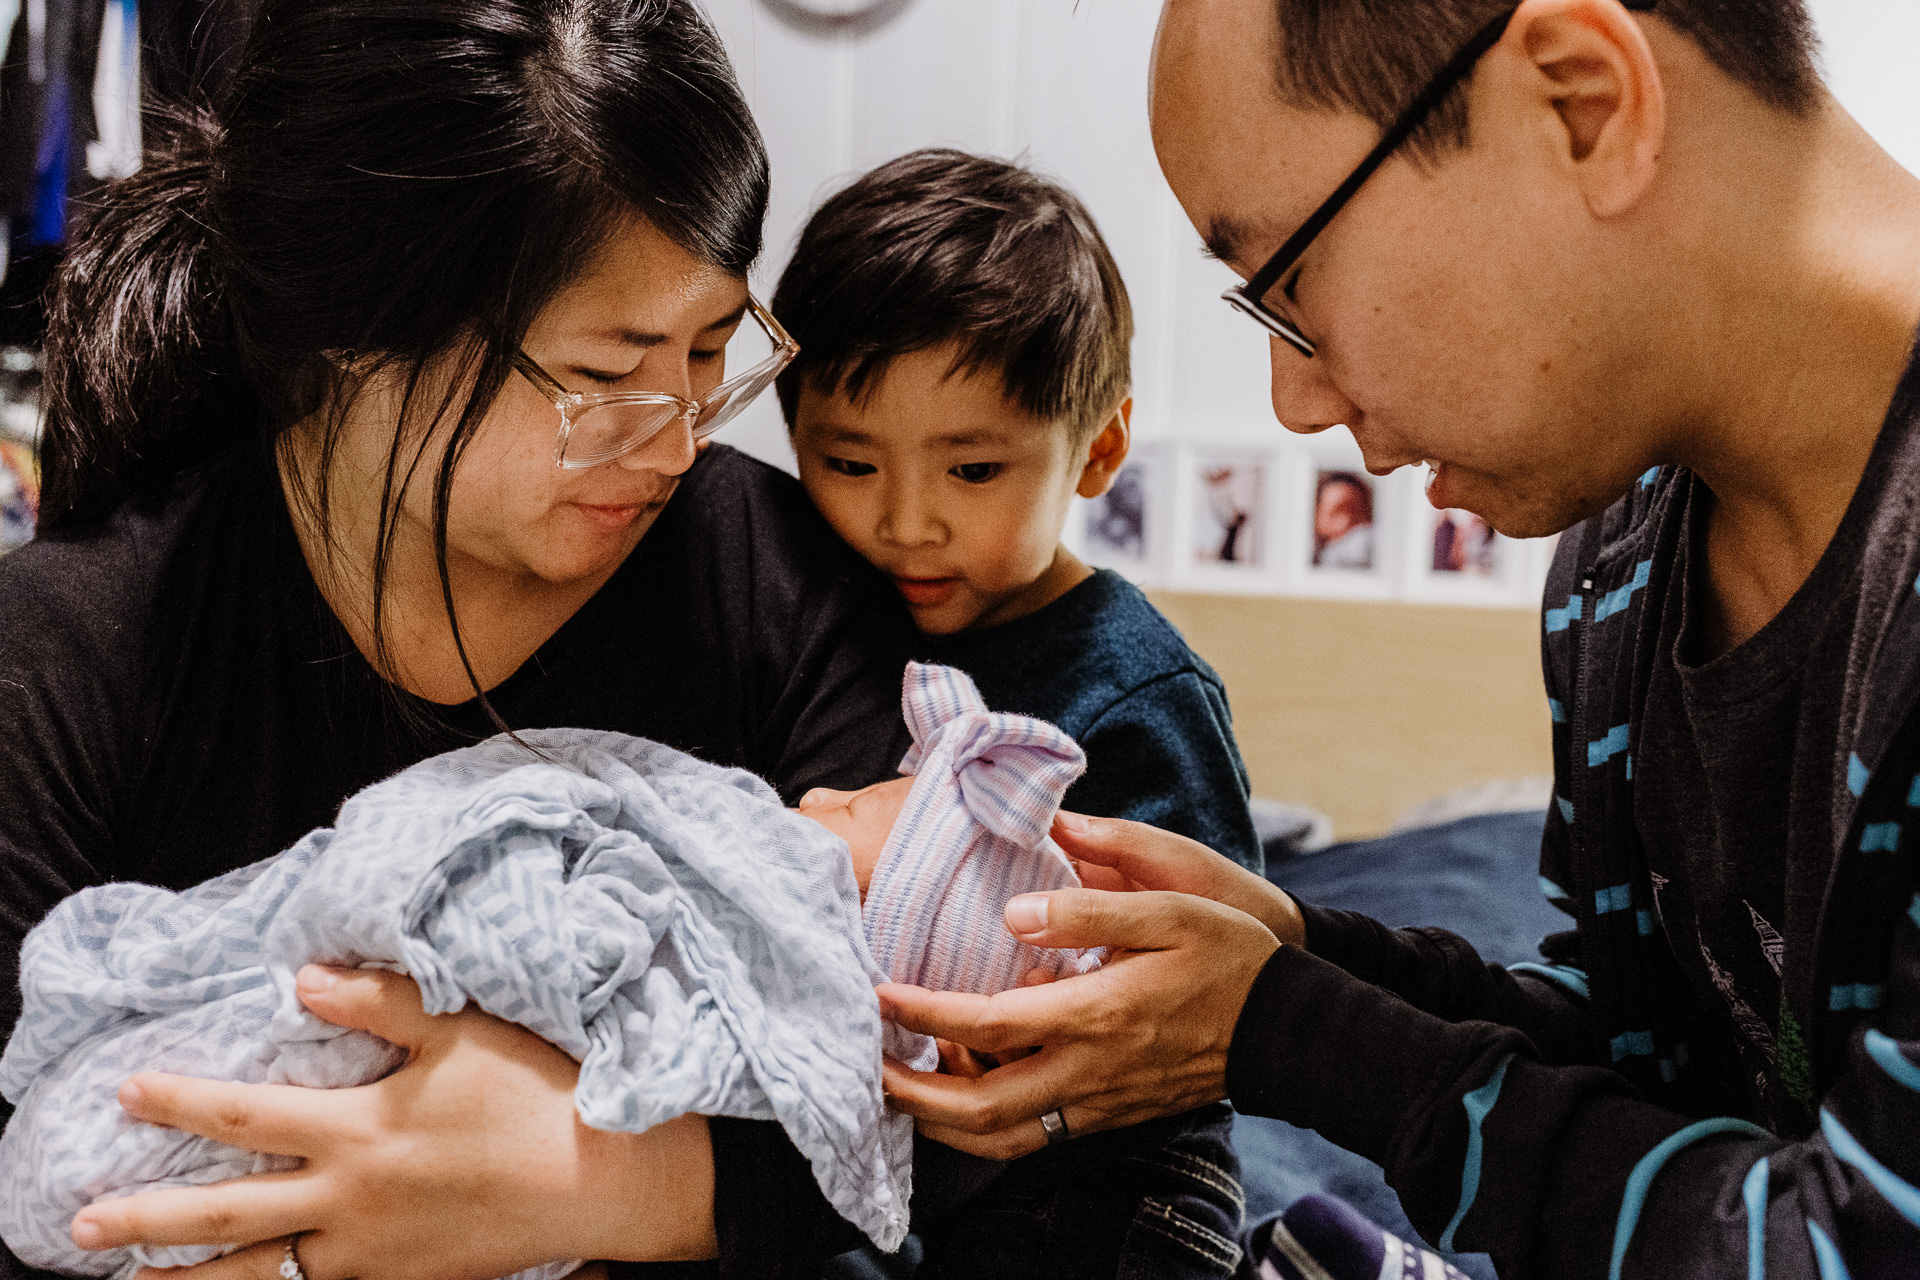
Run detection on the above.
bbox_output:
[280,1236,309,1280]
[1039,1108,1072,1147]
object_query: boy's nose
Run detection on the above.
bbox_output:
[877,486,947,547]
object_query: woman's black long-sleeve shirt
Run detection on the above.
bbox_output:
[0,443,912,1279]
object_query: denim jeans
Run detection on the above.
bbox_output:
[826,1103,1248,1280]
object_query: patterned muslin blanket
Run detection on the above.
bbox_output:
[0,729,934,1277]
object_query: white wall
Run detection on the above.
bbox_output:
[703,0,1919,475]
[1807,0,1920,177]
[703,0,1249,472]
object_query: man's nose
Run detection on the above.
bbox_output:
[1269,335,1358,434]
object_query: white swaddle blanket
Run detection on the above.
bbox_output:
[0,729,935,1277]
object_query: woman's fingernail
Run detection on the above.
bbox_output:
[1006,894,1049,935]
[117,1078,144,1110]
[1054,810,1091,834]
[297,965,338,994]
[71,1217,104,1249]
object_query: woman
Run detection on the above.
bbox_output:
[0,3,913,1277]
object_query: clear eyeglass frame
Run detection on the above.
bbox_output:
[514,293,799,469]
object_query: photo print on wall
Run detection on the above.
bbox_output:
[1310,468,1375,572]
[1430,508,1499,578]
[1085,456,1151,567]
[1193,455,1266,569]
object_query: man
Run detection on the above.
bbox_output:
[877,1,1920,1275]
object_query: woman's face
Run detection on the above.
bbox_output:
[346,216,750,588]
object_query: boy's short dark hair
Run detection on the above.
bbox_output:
[774,148,1132,439]
[1271,0,1820,160]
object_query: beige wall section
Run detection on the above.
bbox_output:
[1147,592,1553,840]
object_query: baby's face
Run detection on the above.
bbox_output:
[795,776,915,899]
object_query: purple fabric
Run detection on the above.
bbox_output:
[1257,1194,1472,1280]
[863,663,1101,995]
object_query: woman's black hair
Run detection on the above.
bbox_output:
[38,0,768,727]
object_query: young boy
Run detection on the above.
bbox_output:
[776,147,1261,876]
[775,149,1258,1280]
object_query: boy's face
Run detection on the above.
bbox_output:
[795,776,915,899]
[792,345,1118,634]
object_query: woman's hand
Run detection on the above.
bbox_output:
[877,849,1287,1160]
[1055,810,1305,943]
[70,966,717,1280]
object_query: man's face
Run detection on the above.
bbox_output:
[1149,0,1656,537]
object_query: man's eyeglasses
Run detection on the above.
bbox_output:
[1223,0,1658,358]
[515,294,799,469]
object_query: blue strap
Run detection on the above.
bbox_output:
[1594,560,1653,622]
[1805,1219,1851,1280]
[1860,822,1902,853]
[1546,595,1584,633]
[1589,724,1631,767]
[1864,1030,1920,1094]
[1743,1157,1769,1280]
[1820,1109,1920,1231]
[1610,1118,1770,1280]
[1438,1054,1512,1252]
[1509,962,1589,1001]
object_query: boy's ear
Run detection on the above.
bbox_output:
[1075,398,1133,499]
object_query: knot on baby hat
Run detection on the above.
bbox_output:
[864,662,1100,995]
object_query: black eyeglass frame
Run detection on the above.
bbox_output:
[1223,0,1657,358]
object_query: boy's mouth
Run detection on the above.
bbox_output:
[893,575,961,607]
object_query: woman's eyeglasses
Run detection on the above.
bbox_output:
[1222,0,1657,358]
[515,294,798,469]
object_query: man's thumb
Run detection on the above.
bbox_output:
[1005,887,1194,951]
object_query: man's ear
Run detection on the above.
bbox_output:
[1076,398,1133,499]
[1506,0,1665,217]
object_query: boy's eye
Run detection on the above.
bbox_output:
[825,456,876,477]
[951,462,1001,484]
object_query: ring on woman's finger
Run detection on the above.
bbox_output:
[278,1234,309,1280]
[1038,1108,1072,1147]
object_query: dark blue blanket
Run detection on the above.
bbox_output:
[1237,809,1562,1280]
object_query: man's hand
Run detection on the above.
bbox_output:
[1054,810,1306,946]
[879,882,1281,1160]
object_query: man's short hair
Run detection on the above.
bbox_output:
[774,148,1132,439]
[1271,0,1821,158]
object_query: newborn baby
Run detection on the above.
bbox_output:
[0,663,1095,1279]
[809,660,1098,997]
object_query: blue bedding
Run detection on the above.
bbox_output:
[1237,808,1562,1280]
